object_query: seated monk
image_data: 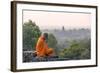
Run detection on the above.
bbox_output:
[35,33,55,58]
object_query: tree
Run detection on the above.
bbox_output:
[59,39,91,59]
[23,20,41,51]
[48,33,57,48]
[47,33,58,54]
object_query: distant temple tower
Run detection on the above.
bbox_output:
[62,26,65,31]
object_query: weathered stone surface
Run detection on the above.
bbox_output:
[23,51,69,62]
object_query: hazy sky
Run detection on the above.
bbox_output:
[23,10,91,30]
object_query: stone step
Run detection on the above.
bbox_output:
[32,57,70,62]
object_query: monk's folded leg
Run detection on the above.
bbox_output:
[37,49,46,57]
[46,48,55,56]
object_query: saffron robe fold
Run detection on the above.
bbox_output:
[36,36,54,57]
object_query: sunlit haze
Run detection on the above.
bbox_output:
[23,10,91,30]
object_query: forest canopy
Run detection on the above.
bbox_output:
[23,20,91,62]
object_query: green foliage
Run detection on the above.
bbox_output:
[23,20,41,51]
[47,33,58,55]
[59,39,91,59]
[48,33,57,48]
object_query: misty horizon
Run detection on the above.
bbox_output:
[23,10,91,30]
[39,26,91,31]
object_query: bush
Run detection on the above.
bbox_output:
[59,39,91,60]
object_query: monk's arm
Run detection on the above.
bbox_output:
[36,38,43,52]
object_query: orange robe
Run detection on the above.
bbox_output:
[36,36,54,57]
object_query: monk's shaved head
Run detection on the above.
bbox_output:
[43,33,48,40]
